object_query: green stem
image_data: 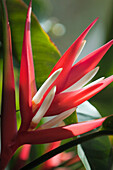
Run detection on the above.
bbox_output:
[21,130,113,170]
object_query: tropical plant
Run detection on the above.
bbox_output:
[0,0,113,169]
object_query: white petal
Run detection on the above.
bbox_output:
[84,77,105,89]
[63,67,99,93]
[74,40,86,63]
[39,108,76,129]
[31,86,56,128]
[32,68,62,104]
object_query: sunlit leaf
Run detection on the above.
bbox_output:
[77,145,91,170]
[0,0,61,88]
[77,101,101,121]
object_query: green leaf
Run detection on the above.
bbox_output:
[64,110,78,125]
[77,145,91,170]
[77,101,101,122]
[1,0,61,88]
[78,135,113,170]
[77,101,113,170]
[23,0,49,20]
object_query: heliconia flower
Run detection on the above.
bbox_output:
[18,0,113,136]
[1,0,113,169]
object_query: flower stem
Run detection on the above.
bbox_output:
[0,142,18,170]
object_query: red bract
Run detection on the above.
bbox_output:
[1,0,17,168]
[19,0,37,131]
[1,0,113,169]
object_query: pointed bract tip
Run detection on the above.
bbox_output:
[54,68,63,74]
[83,40,86,44]
[92,17,99,24]
[51,68,63,80]
[86,17,99,32]
[111,75,113,80]
[92,66,99,75]
[27,0,32,18]
[58,68,63,72]
[108,39,113,45]
[103,39,113,49]
[80,18,98,41]
[86,18,98,30]
[110,39,113,44]
[105,75,113,84]
[29,0,32,7]
[96,17,99,21]
[95,66,100,71]
[52,86,57,94]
